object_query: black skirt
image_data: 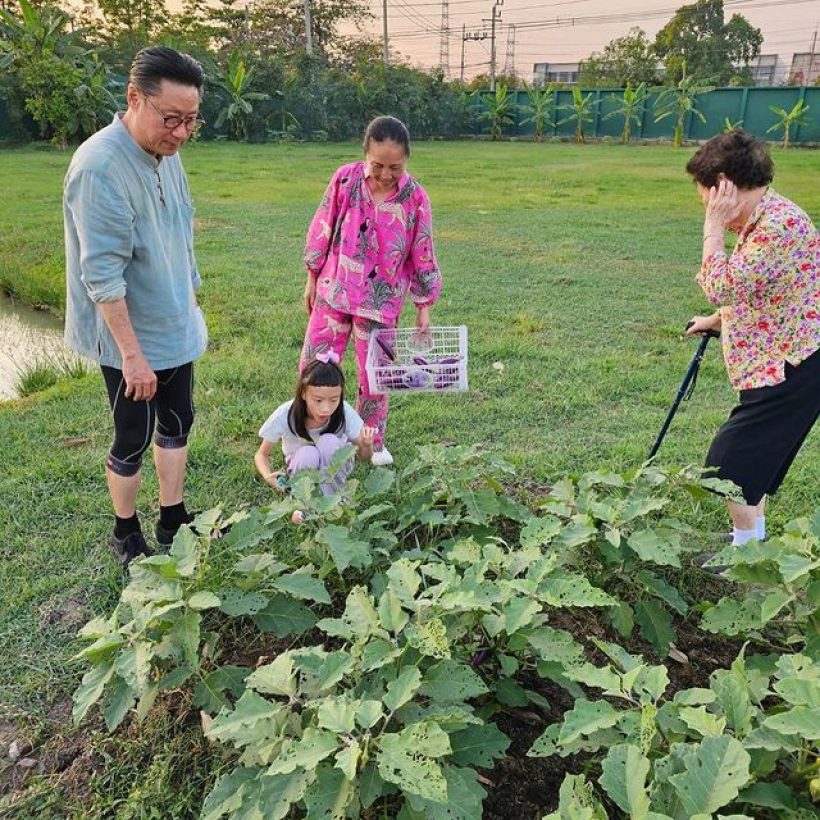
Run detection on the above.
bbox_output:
[706,346,820,506]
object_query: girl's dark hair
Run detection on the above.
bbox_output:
[129,46,204,96]
[288,358,346,441]
[363,116,411,157]
[685,129,774,190]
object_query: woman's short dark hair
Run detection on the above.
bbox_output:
[129,46,204,96]
[363,116,411,157]
[685,130,774,190]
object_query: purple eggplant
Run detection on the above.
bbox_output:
[412,355,430,366]
[404,369,434,389]
[375,333,396,363]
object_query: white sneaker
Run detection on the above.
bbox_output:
[371,447,394,467]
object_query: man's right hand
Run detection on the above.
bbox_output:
[123,353,157,401]
[304,276,316,315]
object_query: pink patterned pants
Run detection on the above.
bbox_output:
[300,298,389,450]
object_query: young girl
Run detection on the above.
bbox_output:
[254,352,376,499]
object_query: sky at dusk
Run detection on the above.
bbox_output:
[358,0,819,79]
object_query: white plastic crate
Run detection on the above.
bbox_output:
[366,326,468,394]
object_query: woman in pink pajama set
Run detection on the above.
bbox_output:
[301,116,442,466]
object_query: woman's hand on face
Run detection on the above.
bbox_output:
[705,178,743,232]
[304,277,317,315]
[686,313,721,336]
[415,305,431,331]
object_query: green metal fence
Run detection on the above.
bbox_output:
[484,86,819,144]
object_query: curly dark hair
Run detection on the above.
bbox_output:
[685,130,774,190]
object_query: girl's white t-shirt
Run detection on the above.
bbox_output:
[258,400,364,457]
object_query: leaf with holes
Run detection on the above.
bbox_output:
[599,743,651,819]
[219,588,269,617]
[669,735,751,814]
[303,763,353,819]
[377,723,451,802]
[268,729,340,775]
[539,572,616,608]
[420,660,489,703]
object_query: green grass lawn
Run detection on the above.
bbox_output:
[1,140,818,816]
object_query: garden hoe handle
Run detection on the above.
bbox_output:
[647,323,720,461]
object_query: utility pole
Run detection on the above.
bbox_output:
[462,28,488,83]
[382,0,389,65]
[439,0,450,78]
[482,0,503,91]
[303,0,313,55]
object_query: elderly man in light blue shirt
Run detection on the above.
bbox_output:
[64,46,208,566]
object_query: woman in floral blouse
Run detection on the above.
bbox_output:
[300,116,442,466]
[686,130,819,547]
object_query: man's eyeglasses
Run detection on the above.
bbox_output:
[144,95,205,132]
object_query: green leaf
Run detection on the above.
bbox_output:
[628,529,682,567]
[763,706,820,739]
[555,517,598,549]
[188,590,221,610]
[102,674,136,731]
[678,706,727,737]
[247,653,297,697]
[364,467,395,497]
[502,596,541,634]
[253,594,317,637]
[378,588,409,633]
[711,668,754,737]
[334,739,361,781]
[637,571,688,616]
[526,627,586,666]
[599,743,651,819]
[219,588,269,616]
[318,525,371,574]
[200,766,259,820]
[406,618,451,659]
[759,589,793,624]
[634,600,675,654]
[356,700,384,729]
[386,558,422,600]
[383,666,422,712]
[450,723,510,767]
[318,697,356,734]
[257,770,313,819]
[539,571,616,608]
[420,659,488,703]
[736,781,799,810]
[73,660,115,724]
[674,688,716,706]
[274,570,331,605]
[558,698,621,745]
[206,689,284,746]
[303,764,353,819]
[341,585,381,636]
[701,597,763,636]
[608,602,635,638]
[377,723,451,803]
[193,665,249,714]
[773,677,820,708]
[296,649,354,696]
[669,736,751,814]
[415,765,486,820]
[268,728,340,775]
[543,773,608,819]
[361,637,403,672]
[519,515,562,548]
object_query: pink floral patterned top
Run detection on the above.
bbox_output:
[303,161,441,324]
[698,187,819,390]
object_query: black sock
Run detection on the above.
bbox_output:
[159,502,190,532]
[114,514,141,539]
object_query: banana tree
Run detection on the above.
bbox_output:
[766,99,810,148]
[214,50,270,142]
[604,82,648,144]
[520,82,555,142]
[653,68,714,147]
[476,82,516,141]
[558,86,597,144]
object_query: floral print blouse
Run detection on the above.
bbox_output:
[698,187,819,390]
[303,161,441,325]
